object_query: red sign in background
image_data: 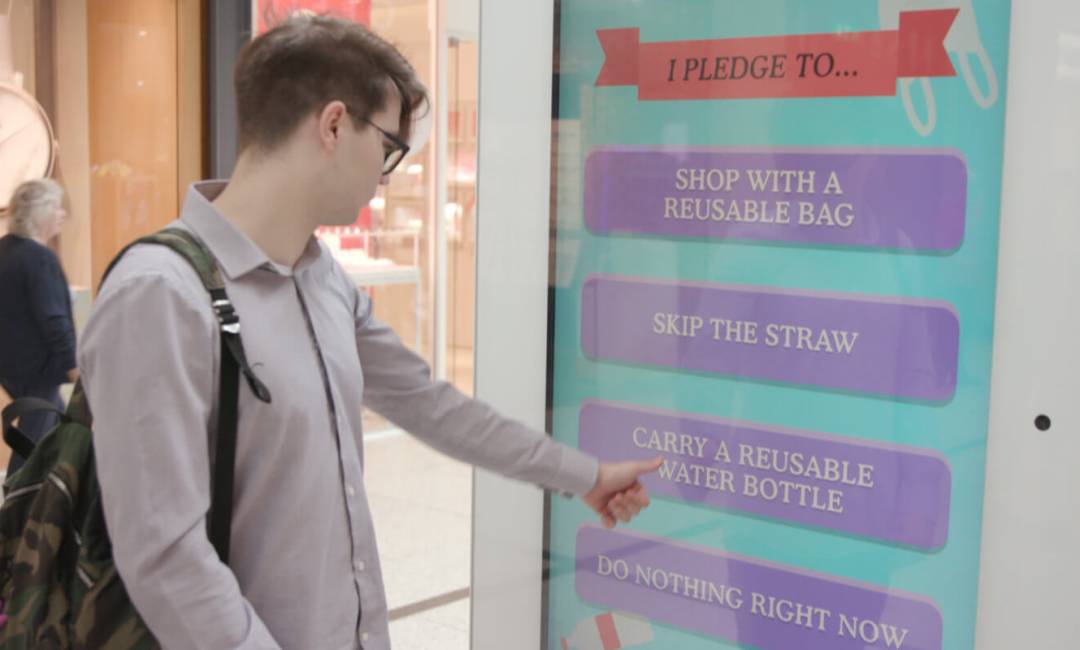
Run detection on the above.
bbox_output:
[597,9,957,101]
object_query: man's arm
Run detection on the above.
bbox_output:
[352,289,598,496]
[352,282,660,522]
[27,251,76,386]
[80,264,280,649]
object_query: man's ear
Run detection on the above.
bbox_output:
[317,101,349,150]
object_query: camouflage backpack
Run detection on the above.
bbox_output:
[0,228,271,649]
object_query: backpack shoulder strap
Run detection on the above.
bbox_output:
[96,226,271,564]
[1,398,66,460]
[101,227,272,403]
[101,227,223,294]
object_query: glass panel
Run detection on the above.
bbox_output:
[447,37,477,396]
[545,2,1013,650]
[367,0,433,393]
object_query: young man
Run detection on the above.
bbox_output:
[78,15,659,650]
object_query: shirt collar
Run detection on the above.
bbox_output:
[179,181,325,280]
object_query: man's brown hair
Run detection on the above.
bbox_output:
[234,14,428,153]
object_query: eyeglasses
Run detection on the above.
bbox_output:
[363,118,410,175]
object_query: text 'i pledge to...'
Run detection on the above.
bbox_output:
[583,147,967,250]
[577,526,943,650]
[594,10,958,100]
[578,401,950,549]
[581,276,959,401]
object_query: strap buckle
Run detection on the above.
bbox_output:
[212,299,241,334]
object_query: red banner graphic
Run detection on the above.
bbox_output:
[596,10,958,101]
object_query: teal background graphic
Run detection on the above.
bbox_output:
[544,1,1013,649]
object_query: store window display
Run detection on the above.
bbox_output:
[0,0,203,467]
[0,19,55,217]
[0,0,203,286]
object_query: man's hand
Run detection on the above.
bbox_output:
[582,457,663,528]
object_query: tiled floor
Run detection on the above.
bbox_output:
[364,429,472,649]
[388,599,470,649]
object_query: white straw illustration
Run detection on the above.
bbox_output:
[562,611,654,650]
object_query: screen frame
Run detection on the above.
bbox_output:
[470,2,1080,649]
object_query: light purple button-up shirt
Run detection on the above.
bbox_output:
[78,182,599,650]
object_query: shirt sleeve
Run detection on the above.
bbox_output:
[79,265,281,650]
[352,286,598,497]
[27,250,76,385]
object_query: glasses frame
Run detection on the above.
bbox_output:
[363,117,411,175]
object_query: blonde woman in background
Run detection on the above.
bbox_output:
[0,179,78,474]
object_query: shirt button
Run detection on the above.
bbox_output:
[346,485,356,497]
[356,560,366,572]
[361,632,369,642]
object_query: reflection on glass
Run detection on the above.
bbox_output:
[447,37,477,395]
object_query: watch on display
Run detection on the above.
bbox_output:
[0,81,56,213]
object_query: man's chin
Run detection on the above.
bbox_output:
[322,212,364,228]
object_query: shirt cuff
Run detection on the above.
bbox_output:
[550,445,600,497]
